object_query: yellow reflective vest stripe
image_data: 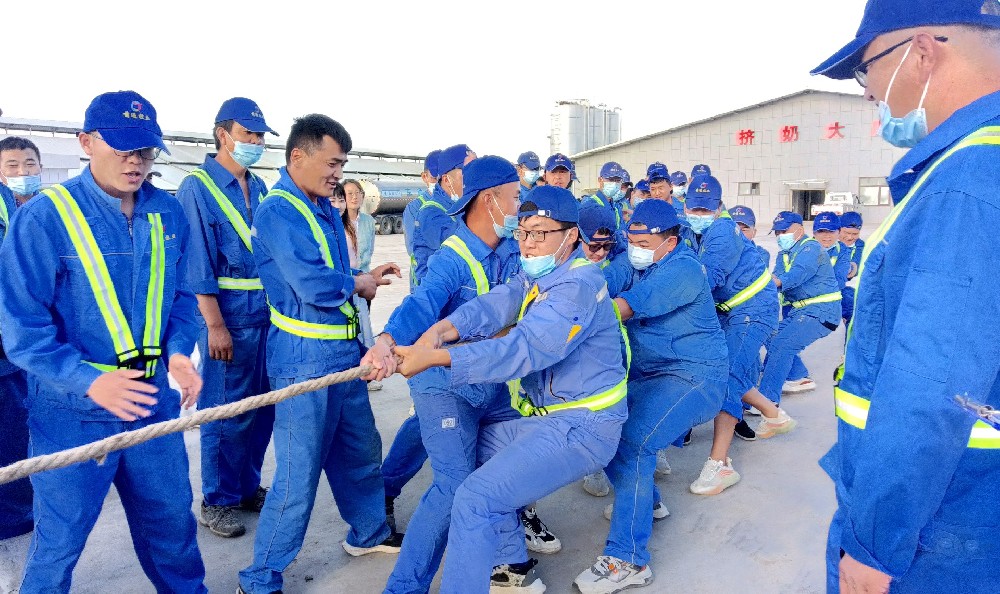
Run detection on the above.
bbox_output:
[187,169,262,291]
[717,268,772,313]
[442,235,489,296]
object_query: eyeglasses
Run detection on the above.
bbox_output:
[585,240,615,253]
[513,228,566,242]
[90,133,161,161]
[853,35,947,88]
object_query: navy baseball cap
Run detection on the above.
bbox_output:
[629,199,680,234]
[438,144,472,175]
[670,171,688,186]
[215,97,277,135]
[519,185,579,224]
[812,0,1000,79]
[622,170,632,185]
[599,161,626,180]
[729,205,757,227]
[646,163,670,182]
[449,156,519,216]
[545,153,574,172]
[840,211,863,228]
[691,164,711,177]
[813,211,842,232]
[772,211,804,232]
[578,204,617,243]
[635,179,651,193]
[517,151,541,169]
[83,90,169,154]
[424,149,442,176]
[684,175,723,210]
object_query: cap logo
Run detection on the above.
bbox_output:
[131,101,143,112]
[122,103,151,121]
[251,110,263,118]
[694,183,711,193]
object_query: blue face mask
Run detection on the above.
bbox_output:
[226,132,265,168]
[523,169,540,185]
[688,213,715,235]
[602,181,621,200]
[776,232,797,251]
[520,232,569,279]
[877,44,931,149]
[627,238,667,271]
[672,186,687,198]
[4,174,42,197]
[489,196,519,239]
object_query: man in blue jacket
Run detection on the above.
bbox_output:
[0,90,207,593]
[730,205,770,267]
[238,114,402,594]
[586,161,628,229]
[411,144,474,285]
[837,211,864,325]
[516,151,541,201]
[403,149,441,290]
[176,97,277,539]
[812,2,1000,592]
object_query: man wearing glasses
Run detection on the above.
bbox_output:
[0,91,207,592]
[812,2,1000,592]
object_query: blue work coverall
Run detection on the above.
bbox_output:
[840,238,865,325]
[761,236,840,404]
[0,168,206,593]
[383,221,521,593]
[410,184,456,285]
[239,168,390,594]
[176,155,274,509]
[439,250,628,594]
[604,245,728,567]
[824,96,1000,594]
[694,218,778,419]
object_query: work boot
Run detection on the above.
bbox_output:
[734,419,757,441]
[582,470,611,497]
[574,555,653,594]
[603,501,669,521]
[689,457,741,495]
[654,450,672,477]
[238,486,269,513]
[341,531,404,557]
[521,507,561,554]
[199,503,245,538]
[385,495,397,534]
[755,409,798,439]
[490,558,546,592]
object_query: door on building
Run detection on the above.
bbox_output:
[791,190,825,220]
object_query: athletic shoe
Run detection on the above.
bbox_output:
[689,457,741,495]
[522,507,561,554]
[238,486,269,513]
[654,450,672,477]
[574,555,654,594]
[755,409,798,439]
[682,430,693,446]
[199,503,245,538]
[367,380,383,392]
[603,501,669,521]
[745,406,762,416]
[237,587,281,594]
[490,558,547,592]
[341,531,404,556]
[583,471,611,497]
[734,419,757,441]
[782,378,816,394]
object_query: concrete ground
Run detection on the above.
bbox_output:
[0,229,850,594]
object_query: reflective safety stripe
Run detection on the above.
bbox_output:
[782,237,818,272]
[265,189,357,340]
[790,291,841,308]
[419,200,448,213]
[44,185,165,377]
[599,260,610,270]
[717,268,772,313]
[442,235,489,295]
[835,387,1000,448]
[0,197,8,227]
[187,169,253,252]
[218,277,263,290]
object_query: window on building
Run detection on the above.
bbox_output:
[859,177,891,206]
[738,182,760,196]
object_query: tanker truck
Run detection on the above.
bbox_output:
[354,178,427,235]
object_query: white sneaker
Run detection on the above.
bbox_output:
[689,458,741,495]
[654,450,671,477]
[490,558,547,592]
[745,406,762,416]
[367,380,383,392]
[583,471,611,497]
[574,555,654,594]
[603,501,669,521]
[782,378,816,393]
[755,409,798,439]
[408,403,416,416]
[521,507,561,554]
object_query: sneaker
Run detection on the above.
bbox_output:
[385,495,397,534]
[341,531,404,556]
[521,507,561,554]
[368,380,383,392]
[755,409,798,439]
[603,501,669,521]
[238,486,269,513]
[734,419,757,441]
[745,406,762,416]
[237,587,281,594]
[689,458,741,496]
[490,558,547,592]
[408,403,416,416]
[654,450,672,477]
[583,471,611,497]
[574,555,654,594]
[782,378,816,394]
[199,503,246,538]
[682,430,692,446]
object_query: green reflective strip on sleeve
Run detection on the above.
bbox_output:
[790,291,842,308]
[218,277,263,290]
[189,169,253,252]
[717,268,772,312]
[442,235,489,295]
[269,189,334,267]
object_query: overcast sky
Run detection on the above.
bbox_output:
[2,0,872,160]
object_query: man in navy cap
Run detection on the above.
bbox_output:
[403,149,442,290]
[543,152,575,189]
[691,163,711,178]
[670,171,688,201]
[812,212,851,297]
[586,161,628,229]
[837,211,864,325]
[411,144,475,286]
[175,97,277,539]
[813,2,1000,591]
[647,163,692,242]
[0,91,207,592]
[516,150,541,201]
[729,205,770,267]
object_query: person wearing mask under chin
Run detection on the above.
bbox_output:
[175,97,277,540]
[516,151,542,202]
[411,143,475,286]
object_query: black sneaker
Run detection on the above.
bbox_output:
[521,507,561,554]
[199,502,246,538]
[385,495,397,534]
[491,558,546,592]
[341,531,404,557]
[238,486,269,513]
[682,429,693,446]
[734,419,757,441]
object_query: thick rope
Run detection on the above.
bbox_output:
[0,365,371,486]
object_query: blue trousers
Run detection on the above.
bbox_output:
[239,376,390,594]
[440,411,623,594]
[20,404,206,593]
[721,314,773,420]
[382,414,428,499]
[384,387,517,594]
[0,368,32,540]
[841,286,855,326]
[605,370,725,567]
[198,324,274,507]
[759,311,834,405]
